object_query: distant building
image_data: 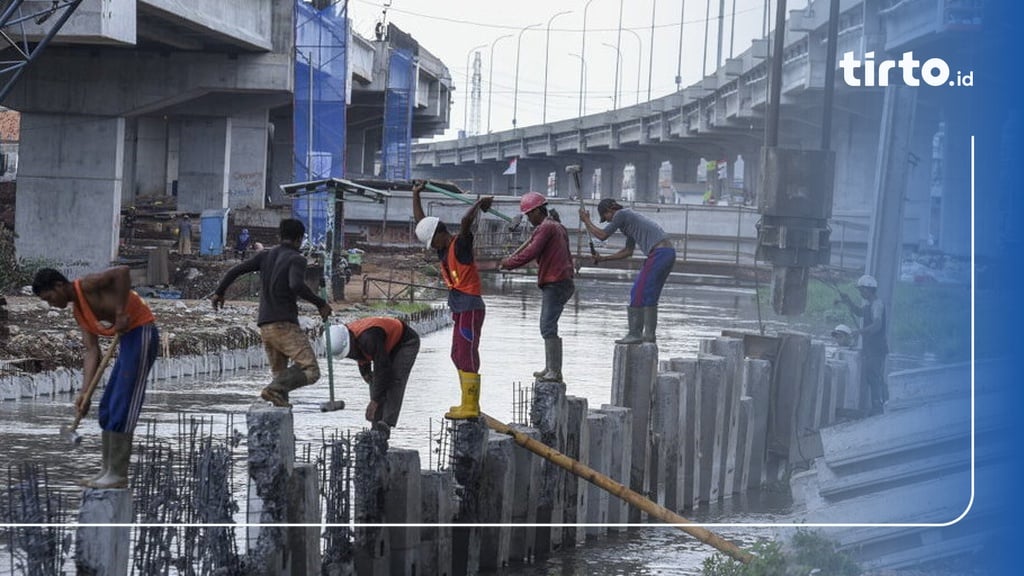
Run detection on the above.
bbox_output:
[0,108,18,182]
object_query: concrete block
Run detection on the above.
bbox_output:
[743,359,772,490]
[584,413,610,538]
[671,359,698,510]
[735,397,753,496]
[508,425,540,562]
[597,405,632,531]
[563,396,589,547]
[768,334,811,482]
[451,419,488,576]
[420,471,453,576]
[711,337,743,499]
[288,463,321,576]
[653,373,681,511]
[353,430,390,576]
[531,380,567,553]
[479,434,514,570]
[245,404,295,570]
[610,343,657,522]
[76,488,133,576]
[694,354,724,505]
[385,449,422,576]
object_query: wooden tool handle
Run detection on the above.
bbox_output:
[75,335,120,418]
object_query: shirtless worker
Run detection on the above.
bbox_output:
[32,266,160,488]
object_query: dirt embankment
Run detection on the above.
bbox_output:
[0,245,440,372]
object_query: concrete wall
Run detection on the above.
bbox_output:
[229,112,270,209]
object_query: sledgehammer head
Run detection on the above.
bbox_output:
[60,424,83,446]
[319,400,346,413]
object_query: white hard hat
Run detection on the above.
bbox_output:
[327,324,350,358]
[415,216,440,248]
[832,324,853,336]
[856,274,878,288]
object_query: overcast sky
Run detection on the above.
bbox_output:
[346,0,800,142]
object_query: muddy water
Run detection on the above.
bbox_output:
[1,275,799,574]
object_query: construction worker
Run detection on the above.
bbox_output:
[210,218,331,408]
[580,198,677,344]
[412,180,492,419]
[329,317,420,433]
[499,192,575,382]
[831,324,855,349]
[177,214,192,255]
[32,266,159,489]
[839,274,889,416]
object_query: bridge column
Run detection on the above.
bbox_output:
[14,113,125,275]
[177,117,231,212]
[228,111,270,209]
[130,117,170,203]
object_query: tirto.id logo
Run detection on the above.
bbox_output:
[839,51,974,87]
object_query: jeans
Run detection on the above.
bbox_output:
[540,279,575,339]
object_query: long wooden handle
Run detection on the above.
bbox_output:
[482,413,754,565]
[422,182,516,224]
[72,335,120,425]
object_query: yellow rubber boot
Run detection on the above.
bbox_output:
[445,371,481,420]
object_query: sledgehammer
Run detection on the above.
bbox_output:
[60,335,120,445]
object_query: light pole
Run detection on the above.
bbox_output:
[513,22,542,129]
[486,33,513,134]
[648,0,657,101]
[623,28,642,105]
[613,0,624,112]
[602,42,622,109]
[579,0,598,118]
[676,0,687,91]
[464,43,487,136]
[543,10,573,124]
[569,52,586,118]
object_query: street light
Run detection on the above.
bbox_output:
[602,42,622,109]
[623,28,642,105]
[543,10,573,124]
[579,0,598,118]
[487,33,513,134]
[513,22,542,128]
[569,52,586,118]
[464,43,487,136]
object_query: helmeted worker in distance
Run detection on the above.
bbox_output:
[499,192,575,382]
[412,180,493,419]
[838,274,889,416]
[32,266,160,488]
[328,316,420,434]
[580,198,677,344]
[210,218,332,408]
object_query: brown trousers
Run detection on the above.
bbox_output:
[260,321,320,388]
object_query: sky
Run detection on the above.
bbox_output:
[345,0,801,142]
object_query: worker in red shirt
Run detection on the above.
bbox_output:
[500,192,575,382]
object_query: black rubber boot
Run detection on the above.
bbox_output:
[538,337,563,382]
[642,306,658,342]
[615,307,644,344]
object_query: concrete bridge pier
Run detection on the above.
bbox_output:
[177,117,232,213]
[530,379,568,554]
[15,113,125,276]
[76,489,133,576]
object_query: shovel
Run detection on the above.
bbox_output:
[60,335,120,445]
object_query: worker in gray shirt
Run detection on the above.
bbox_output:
[580,199,677,343]
[211,218,332,408]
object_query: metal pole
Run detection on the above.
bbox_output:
[513,22,542,128]
[676,0,686,90]
[648,0,656,101]
[821,0,841,151]
[603,42,623,109]
[487,34,513,134]
[766,0,787,148]
[614,0,624,109]
[729,0,737,58]
[580,0,597,117]
[464,43,487,135]
[569,53,587,120]
[544,10,572,124]
[702,0,711,77]
[623,28,642,105]
[717,0,725,71]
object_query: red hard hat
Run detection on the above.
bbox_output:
[519,191,547,214]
